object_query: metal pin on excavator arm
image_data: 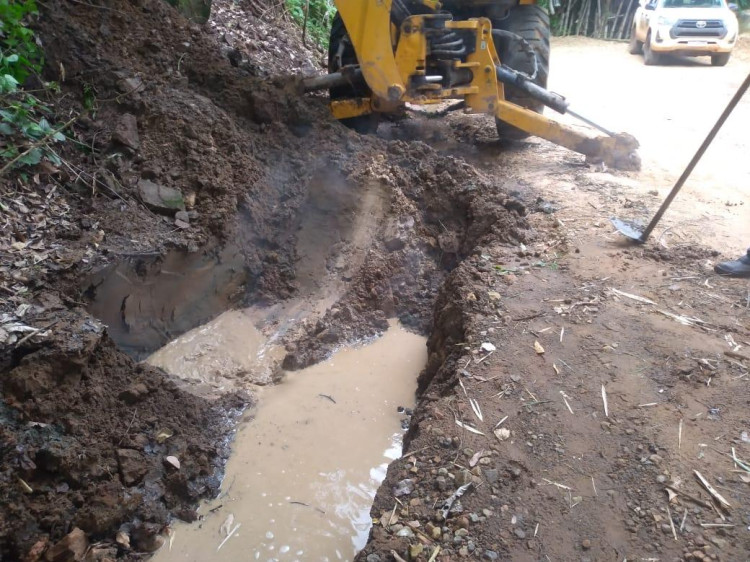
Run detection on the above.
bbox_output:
[302,0,641,171]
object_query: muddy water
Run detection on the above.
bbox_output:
[84,243,247,358]
[153,322,425,562]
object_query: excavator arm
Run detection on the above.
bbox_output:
[309,0,640,170]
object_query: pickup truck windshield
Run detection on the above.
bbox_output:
[662,0,723,7]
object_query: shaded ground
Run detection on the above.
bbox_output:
[1,1,749,561]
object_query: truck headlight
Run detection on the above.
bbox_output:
[657,15,677,25]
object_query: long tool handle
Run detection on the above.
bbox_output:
[639,72,750,243]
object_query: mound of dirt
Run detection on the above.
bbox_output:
[0,0,534,559]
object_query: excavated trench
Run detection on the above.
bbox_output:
[79,147,530,559]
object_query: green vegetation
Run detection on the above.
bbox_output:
[0,0,68,173]
[286,0,336,48]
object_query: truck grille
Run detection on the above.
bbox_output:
[670,19,726,38]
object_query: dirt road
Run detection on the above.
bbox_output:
[357,36,750,562]
[554,36,750,252]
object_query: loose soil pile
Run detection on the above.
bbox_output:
[0,0,530,559]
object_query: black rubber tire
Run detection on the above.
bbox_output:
[711,52,730,66]
[492,4,551,140]
[628,25,643,54]
[327,13,379,134]
[643,32,661,65]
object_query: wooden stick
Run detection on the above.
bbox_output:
[666,503,677,540]
[391,551,408,562]
[694,471,731,509]
[601,385,609,418]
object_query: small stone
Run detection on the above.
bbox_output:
[458,546,469,557]
[482,508,492,517]
[435,476,448,491]
[45,528,88,562]
[484,469,499,484]
[409,498,422,507]
[138,179,185,215]
[487,291,501,301]
[175,210,190,224]
[112,113,140,150]
[366,555,382,562]
[393,479,415,497]
[455,528,469,537]
[581,539,591,550]
[661,523,672,534]
[164,456,180,470]
[514,528,526,539]
[456,469,472,486]
[116,449,149,486]
[656,475,667,484]
[118,383,148,405]
[458,516,470,529]
[483,550,499,560]
[469,513,480,523]
[396,527,414,538]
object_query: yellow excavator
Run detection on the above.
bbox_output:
[302,0,640,170]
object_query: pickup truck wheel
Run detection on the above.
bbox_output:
[643,32,661,66]
[628,26,643,55]
[492,4,551,141]
[327,13,380,135]
[711,52,731,66]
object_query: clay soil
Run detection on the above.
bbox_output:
[1,1,749,561]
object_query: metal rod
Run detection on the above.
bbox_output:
[567,108,615,136]
[301,69,363,92]
[637,71,750,243]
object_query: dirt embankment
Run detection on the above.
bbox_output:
[0,1,533,559]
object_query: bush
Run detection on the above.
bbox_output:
[285,0,336,48]
[0,0,68,173]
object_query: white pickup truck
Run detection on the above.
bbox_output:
[629,0,740,66]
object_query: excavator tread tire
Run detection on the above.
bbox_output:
[492,4,551,140]
[328,13,380,135]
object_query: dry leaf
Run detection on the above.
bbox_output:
[220,513,234,537]
[469,450,486,467]
[156,429,173,444]
[534,341,545,354]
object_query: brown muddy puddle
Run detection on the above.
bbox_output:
[151,321,425,562]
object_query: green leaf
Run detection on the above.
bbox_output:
[45,150,61,165]
[52,131,65,142]
[5,54,19,63]
[17,147,42,166]
[0,122,13,135]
